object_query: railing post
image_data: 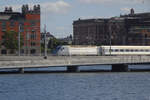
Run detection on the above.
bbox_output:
[19,68,24,73]
[67,66,79,72]
[112,64,129,72]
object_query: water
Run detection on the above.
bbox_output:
[0,65,150,100]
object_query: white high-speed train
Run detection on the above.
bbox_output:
[55,45,150,56]
[56,45,99,56]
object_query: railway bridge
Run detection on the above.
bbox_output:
[0,56,150,73]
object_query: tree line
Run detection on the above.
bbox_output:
[0,31,70,54]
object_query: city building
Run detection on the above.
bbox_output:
[73,9,150,46]
[58,34,73,45]
[41,32,55,44]
[120,9,150,45]
[0,4,41,55]
[73,18,109,45]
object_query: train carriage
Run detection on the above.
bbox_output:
[100,46,150,56]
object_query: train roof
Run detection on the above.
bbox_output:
[101,45,150,49]
[101,45,150,47]
[60,45,97,47]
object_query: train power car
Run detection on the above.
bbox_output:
[100,46,150,56]
[56,45,99,56]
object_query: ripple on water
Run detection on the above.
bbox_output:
[0,66,150,100]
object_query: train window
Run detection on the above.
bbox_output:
[145,50,149,52]
[130,50,134,52]
[125,49,129,52]
[115,49,119,52]
[134,49,139,52]
[140,49,144,52]
[112,49,117,52]
[120,49,124,52]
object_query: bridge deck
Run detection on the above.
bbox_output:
[0,56,150,69]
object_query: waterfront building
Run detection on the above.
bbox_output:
[41,32,55,44]
[0,4,41,55]
[58,34,73,45]
[73,9,150,45]
[73,18,109,45]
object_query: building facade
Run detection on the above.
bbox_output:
[73,18,109,45]
[41,32,55,45]
[0,4,41,55]
[73,9,150,46]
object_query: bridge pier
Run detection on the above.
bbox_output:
[112,64,129,72]
[19,68,24,73]
[67,66,79,72]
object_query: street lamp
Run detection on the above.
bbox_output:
[18,24,21,56]
[26,29,29,56]
[109,26,112,56]
[44,24,47,59]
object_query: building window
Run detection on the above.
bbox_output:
[9,50,14,54]
[145,34,148,38]
[30,49,36,54]
[2,21,6,31]
[21,49,24,54]
[2,21,6,27]
[31,42,36,46]
[10,21,15,27]
[1,49,7,54]
[19,22,24,32]
[1,35,4,39]
[30,32,36,40]
[31,21,36,26]
[1,42,4,46]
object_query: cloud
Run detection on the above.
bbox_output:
[56,26,66,31]
[120,7,130,13]
[0,1,71,15]
[41,1,71,14]
[78,0,146,4]
[79,16,107,19]
[54,25,72,38]
[0,4,21,11]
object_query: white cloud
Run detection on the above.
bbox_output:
[78,0,146,4]
[79,16,104,19]
[0,1,71,14]
[0,4,21,12]
[56,26,66,31]
[41,1,71,14]
[120,7,130,13]
[54,25,72,38]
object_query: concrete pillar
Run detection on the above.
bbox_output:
[67,66,79,72]
[19,68,24,73]
[112,64,129,72]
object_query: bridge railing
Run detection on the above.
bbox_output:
[115,56,150,64]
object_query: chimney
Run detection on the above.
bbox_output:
[4,7,8,12]
[130,8,134,15]
[4,6,13,13]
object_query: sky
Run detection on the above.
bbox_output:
[0,0,150,38]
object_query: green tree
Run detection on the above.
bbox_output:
[40,43,45,53]
[3,31,24,50]
[47,38,68,52]
[48,38,60,50]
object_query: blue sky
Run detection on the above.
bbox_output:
[0,0,150,38]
